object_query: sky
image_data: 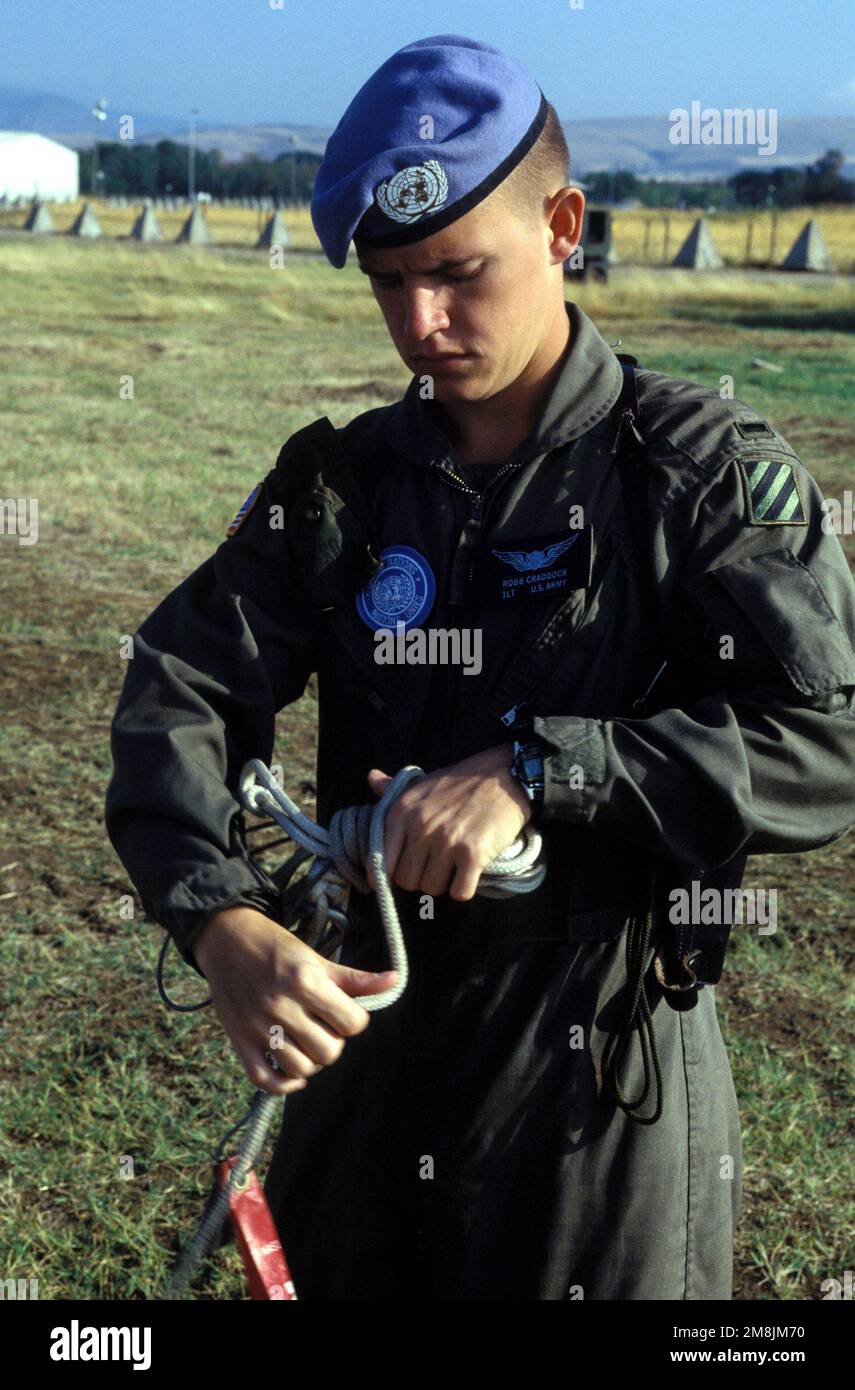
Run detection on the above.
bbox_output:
[3,0,855,127]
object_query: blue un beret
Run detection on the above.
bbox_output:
[312,34,547,268]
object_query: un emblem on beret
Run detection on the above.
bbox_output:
[374,160,449,224]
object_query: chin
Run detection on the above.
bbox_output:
[431,378,485,403]
[431,362,492,397]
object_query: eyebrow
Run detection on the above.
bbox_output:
[357,256,482,277]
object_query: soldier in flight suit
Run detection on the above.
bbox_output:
[105,35,855,1299]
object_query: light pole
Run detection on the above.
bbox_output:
[91,97,107,198]
[189,107,199,204]
[286,134,298,204]
[767,182,778,265]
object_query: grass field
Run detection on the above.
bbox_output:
[0,235,853,1300]
[2,196,854,271]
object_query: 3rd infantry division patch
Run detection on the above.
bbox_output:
[738,458,807,525]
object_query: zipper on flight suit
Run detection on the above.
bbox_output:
[335,630,398,731]
[430,457,527,753]
[367,688,395,723]
[431,457,526,607]
[499,697,531,729]
[432,455,577,731]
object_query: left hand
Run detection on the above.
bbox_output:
[366,744,532,901]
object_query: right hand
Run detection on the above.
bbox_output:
[192,905,398,1096]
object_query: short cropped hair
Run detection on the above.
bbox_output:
[490,102,571,224]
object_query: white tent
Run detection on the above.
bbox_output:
[0,132,79,201]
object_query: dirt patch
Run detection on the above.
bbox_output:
[718,973,846,1079]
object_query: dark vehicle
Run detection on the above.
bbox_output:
[564,204,613,283]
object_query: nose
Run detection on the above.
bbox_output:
[403,284,450,342]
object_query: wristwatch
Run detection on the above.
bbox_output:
[510,738,546,814]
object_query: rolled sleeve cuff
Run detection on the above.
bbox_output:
[156,860,283,975]
[533,715,607,823]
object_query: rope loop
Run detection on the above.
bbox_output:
[238,758,545,1010]
[161,758,547,1296]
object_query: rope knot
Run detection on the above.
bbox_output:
[238,758,546,1011]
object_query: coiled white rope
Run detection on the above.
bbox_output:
[238,757,546,1009]
[162,757,546,1298]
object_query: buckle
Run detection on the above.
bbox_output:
[653,947,701,1012]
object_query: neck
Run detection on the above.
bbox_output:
[436,300,572,466]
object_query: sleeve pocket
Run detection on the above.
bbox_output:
[691,548,855,697]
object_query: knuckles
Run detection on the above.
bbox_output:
[314,1033,346,1064]
[345,1008,371,1036]
[279,958,322,997]
[452,841,484,869]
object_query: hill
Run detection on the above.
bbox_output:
[2,84,853,178]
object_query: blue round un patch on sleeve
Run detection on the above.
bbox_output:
[356,545,436,632]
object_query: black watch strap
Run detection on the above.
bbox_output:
[511,737,546,812]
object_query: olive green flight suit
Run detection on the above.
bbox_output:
[106,301,855,1299]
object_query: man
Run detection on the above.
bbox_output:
[106,35,855,1300]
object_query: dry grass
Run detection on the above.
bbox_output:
[2,197,853,271]
[613,205,855,272]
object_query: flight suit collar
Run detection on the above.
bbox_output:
[384,301,625,467]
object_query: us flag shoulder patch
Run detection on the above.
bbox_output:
[737,458,807,526]
[227,482,262,537]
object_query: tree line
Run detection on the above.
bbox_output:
[80,140,322,200]
[81,139,853,208]
[582,149,853,208]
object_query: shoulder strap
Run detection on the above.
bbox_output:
[610,361,737,1002]
[273,417,367,531]
[273,416,381,607]
[611,361,666,678]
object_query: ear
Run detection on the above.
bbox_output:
[547,187,585,266]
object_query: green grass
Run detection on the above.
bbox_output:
[0,237,853,1299]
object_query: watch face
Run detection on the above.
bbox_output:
[514,742,544,796]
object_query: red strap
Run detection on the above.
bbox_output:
[218,1158,298,1300]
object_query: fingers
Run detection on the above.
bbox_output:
[379,808,407,888]
[256,1061,308,1096]
[366,781,492,899]
[239,1015,343,1095]
[329,963,400,998]
[202,919,398,1099]
[390,839,431,893]
[447,843,485,902]
[448,869,480,902]
[264,1031,327,1079]
[240,961,400,1095]
[372,794,440,893]
[277,953,370,1035]
[237,1039,308,1096]
[269,1013,347,1070]
[419,855,455,898]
